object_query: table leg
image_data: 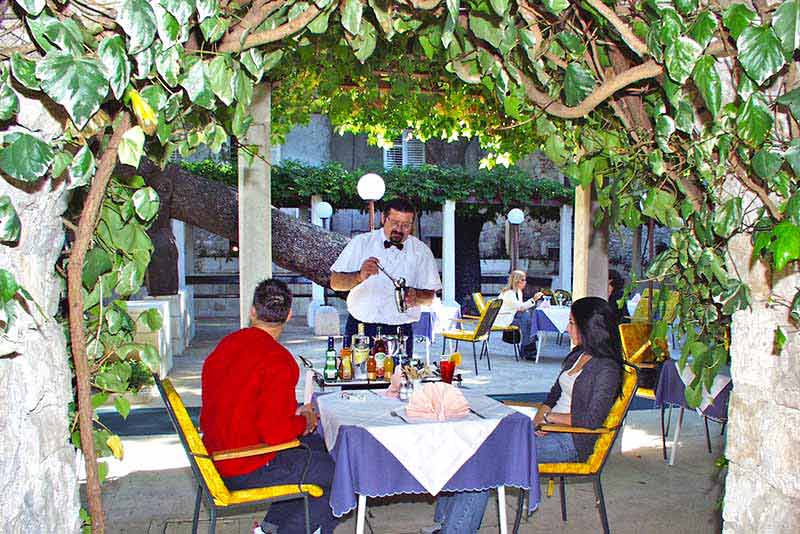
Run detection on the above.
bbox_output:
[425,337,431,368]
[536,335,543,363]
[356,494,367,534]
[668,406,685,466]
[497,485,507,534]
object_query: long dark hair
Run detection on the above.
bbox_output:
[571,297,623,365]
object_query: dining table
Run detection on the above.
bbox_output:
[313,389,539,533]
[531,305,571,357]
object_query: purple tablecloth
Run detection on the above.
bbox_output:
[655,359,731,420]
[317,408,539,518]
[412,311,434,340]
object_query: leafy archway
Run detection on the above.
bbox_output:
[1,0,798,532]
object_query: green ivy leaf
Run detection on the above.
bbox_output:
[723,3,757,40]
[118,0,157,54]
[352,20,377,62]
[96,361,131,393]
[688,10,717,48]
[153,4,181,48]
[180,59,215,109]
[772,0,800,55]
[0,132,54,182]
[0,268,19,303]
[659,8,685,46]
[470,14,503,49]
[308,8,331,34]
[665,36,702,83]
[138,308,163,331]
[563,62,595,107]
[132,186,160,221]
[115,260,144,296]
[207,56,234,106]
[155,44,181,87]
[790,290,800,325]
[0,196,21,243]
[648,150,665,176]
[655,114,675,152]
[692,56,721,117]
[35,53,108,129]
[785,138,800,176]
[133,46,154,79]
[777,87,800,123]
[674,0,698,16]
[263,50,284,72]
[16,0,45,16]
[199,15,229,43]
[114,396,131,419]
[98,36,130,101]
[139,344,161,373]
[752,149,784,179]
[196,0,219,22]
[642,188,682,228]
[768,221,800,271]
[543,0,569,16]
[162,0,194,25]
[774,326,787,353]
[68,144,96,190]
[10,53,39,90]
[543,135,567,167]
[342,0,363,35]
[737,93,773,147]
[737,25,786,85]
[118,126,146,167]
[82,247,112,290]
[0,81,18,122]
[720,280,750,315]
[97,461,109,484]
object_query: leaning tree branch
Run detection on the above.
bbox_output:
[517,59,664,119]
[218,4,320,52]
[219,0,283,49]
[732,153,783,221]
[66,112,131,534]
[584,0,649,57]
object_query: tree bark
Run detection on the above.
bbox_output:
[454,213,484,315]
[139,161,349,287]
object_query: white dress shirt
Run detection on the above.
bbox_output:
[494,289,535,328]
[330,229,442,324]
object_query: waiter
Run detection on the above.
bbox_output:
[330,198,442,356]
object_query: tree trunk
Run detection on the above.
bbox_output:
[454,213,484,315]
[139,161,349,287]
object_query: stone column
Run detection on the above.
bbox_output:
[308,194,326,326]
[442,200,456,305]
[558,204,573,292]
[238,84,272,327]
[572,185,591,299]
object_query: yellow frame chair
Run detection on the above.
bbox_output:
[154,375,324,534]
[507,363,639,534]
[441,298,503,375]
[472,292,521,361]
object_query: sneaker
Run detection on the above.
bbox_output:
[420,522,442,534]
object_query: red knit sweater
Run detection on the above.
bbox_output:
[200,327,307,477]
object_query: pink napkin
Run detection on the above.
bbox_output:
[383,366,403,398]
[405,382,470,421]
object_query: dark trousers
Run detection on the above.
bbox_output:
[344,314,414,356]
[224,434,337,534]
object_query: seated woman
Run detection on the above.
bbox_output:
[494,270,543,360]
[608,269,628,324]
[429,297,624,534]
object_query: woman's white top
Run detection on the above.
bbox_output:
[494,289,535,328]
[551,358,584,414]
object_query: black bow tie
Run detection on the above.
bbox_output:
[384,240,404,251]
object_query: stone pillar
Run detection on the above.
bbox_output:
[442,200,456,305]
[558,205,573,292]
[722,233,800,533]
[238,84,272,327]
[572,185,591,299]
[308,195,326,326]
[587,211,609,298]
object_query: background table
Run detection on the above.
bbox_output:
[314,391,539,533]
[655,358,731,465]
[412,301,462,365]
[532,305,570,357]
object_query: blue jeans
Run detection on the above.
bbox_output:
[224,434,338,534]
[511,310,536,347]
[433,433,578,532]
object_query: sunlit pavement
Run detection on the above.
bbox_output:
[92,317,726,533]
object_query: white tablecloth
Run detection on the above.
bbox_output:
[538,305,570,333]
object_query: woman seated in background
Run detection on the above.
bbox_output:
[428,297,624,534]
[494,270,544,360]
[608,269,628,324]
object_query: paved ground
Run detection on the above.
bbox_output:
[94,316,727,533]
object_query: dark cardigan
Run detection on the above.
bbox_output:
[544,347,622,461]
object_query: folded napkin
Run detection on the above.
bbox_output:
[383,366,403,398]
[406,382,470,421]
[303,369,316,404]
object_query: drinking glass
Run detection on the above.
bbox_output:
[439,359,455,384]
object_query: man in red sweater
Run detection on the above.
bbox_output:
[201,279,337,533]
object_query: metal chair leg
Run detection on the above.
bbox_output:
[192,486,202,534]
[559,477,567,521]
[512,488,526,534]
[704,415,712,454]
[472,342,478,375]
[304,495,311,534]
[593,477,610,534]
[513,338,519,362]
[484,340,491,371]
[209,506,217,534]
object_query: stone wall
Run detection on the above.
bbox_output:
[0,126,80,531]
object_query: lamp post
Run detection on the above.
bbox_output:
[507,208,524,272]
[357,173,385,230]
[315,201,333,231]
